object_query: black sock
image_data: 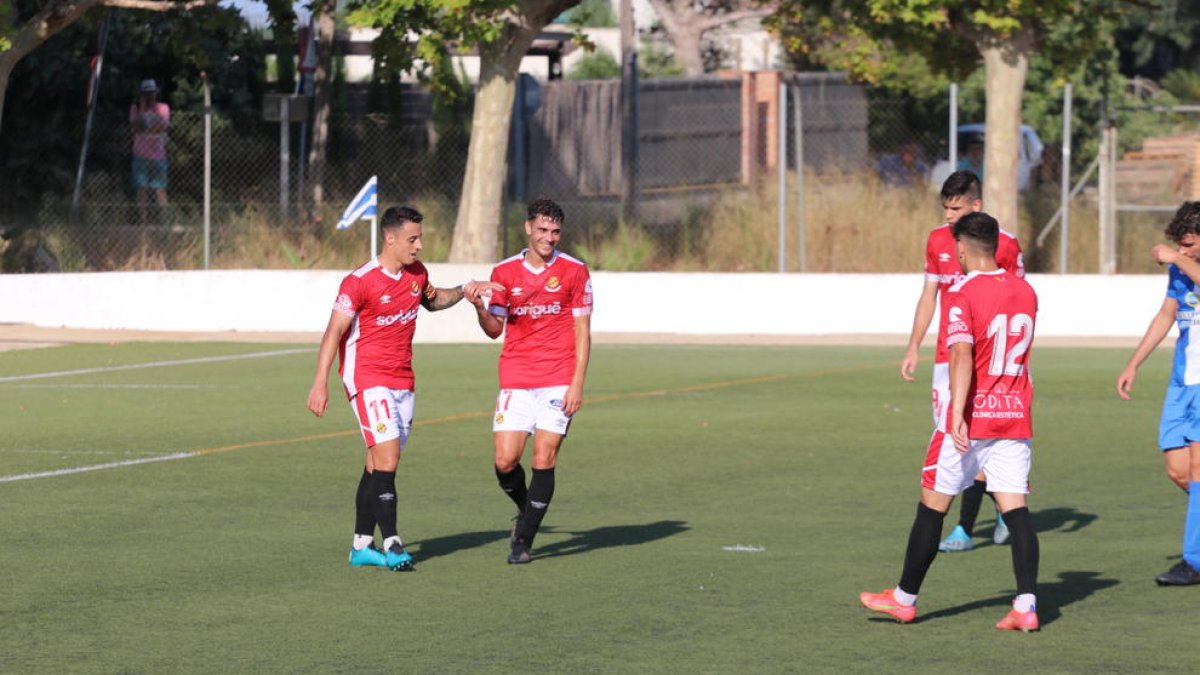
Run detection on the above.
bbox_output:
[495,464,528,514]
[898,502,946,596]
[1002,507,1039,596]
[354,469,375,537]
[958,480,987,536]
[516,468,555,547]
[370,470,398,542]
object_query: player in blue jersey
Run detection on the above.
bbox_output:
[1117,201,1200,585]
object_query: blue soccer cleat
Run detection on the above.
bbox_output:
[938,524,975,552]
[386,543,415,572]
[993,513,1011,545]
[349,544,388,568]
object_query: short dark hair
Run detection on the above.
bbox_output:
[952,211,999,256]
[1165,201,1200,243]
[380,205,423,231]
[527,198,564,224]
[941,170,981,202]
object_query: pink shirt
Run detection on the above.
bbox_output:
[130,102,170,160]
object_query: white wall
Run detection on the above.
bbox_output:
[0,268,1168,341]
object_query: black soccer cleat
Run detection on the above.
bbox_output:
[1155,561,1200,586]
[507,540,532,565]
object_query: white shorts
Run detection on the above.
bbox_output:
[923,436,1032,495]
[351,387,415,449]
[492,386,572,436]
[931,362,950,433]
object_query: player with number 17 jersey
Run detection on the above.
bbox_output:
[487,251,593,389]
[944,269,1038,439]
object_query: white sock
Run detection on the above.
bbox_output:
[892,587,918,607]
[383,535,403,552]
[352,534,374,551]
[1013,593,1037,613]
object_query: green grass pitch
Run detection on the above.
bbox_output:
[0,341,1190,673]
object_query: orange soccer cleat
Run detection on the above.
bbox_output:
[995,607,1040,632]
[858,589,917,624]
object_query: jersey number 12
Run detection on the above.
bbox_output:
[987,313,1033,376]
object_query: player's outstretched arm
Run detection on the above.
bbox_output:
[469,287,506,339]
[563,314,592,416]
[1118,297,1178,400]
[308,310,354,417]
[422,281,503,312]
[901,280,939,381]
[948,341,973,454]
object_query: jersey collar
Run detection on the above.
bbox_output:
[520,248,559,274]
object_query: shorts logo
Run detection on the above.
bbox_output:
[549,399,564,408]
[494,413,504,424]
[545,277,561,292]
[410,281,422,297]
[380,294,392,304]
[1187,291,1199,308]
[376,422,387,433]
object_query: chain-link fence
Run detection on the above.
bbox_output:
[0,74,1087,274]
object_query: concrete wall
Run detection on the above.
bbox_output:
[0,268,1168,341]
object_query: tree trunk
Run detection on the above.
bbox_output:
[448,40,528,262]
[978,28,1033,237]
[0,54,15,138]
[670,26,705,76]
[306,0,336,222]
[649,1,705,76]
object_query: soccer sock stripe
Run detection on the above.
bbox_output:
[1183,481,1200,571]
[355,468,375,537]
[958,479,987,536]
[495,463,528,513]
[1003,506,1039,596]
[370,470,399,542]
[898,502,945,596]
[517,468,556,547]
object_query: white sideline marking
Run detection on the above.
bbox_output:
[722,545,766,553]
[10,383,208,390]
[0,348,311,383]
[0,452,196,484]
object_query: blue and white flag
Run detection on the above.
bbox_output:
[336,176,377,230]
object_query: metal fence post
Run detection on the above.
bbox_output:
[949,82,958,170]
[778,81,788,273]
[1059,83,1072,274]
[792,81,805,273]
[279,97,290,222]
[203,73,212,270]
[1098,124,1117,274]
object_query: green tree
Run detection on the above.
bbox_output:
[770,0,1122,232]
[349,0,582,262]
[563,0,615,27]
[0,0,218,137]
[567,47,620,79]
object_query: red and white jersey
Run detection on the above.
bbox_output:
[332,258,430,397]
[925,224,1024,363]
[944,269,1038,439]
[487,250,592,389]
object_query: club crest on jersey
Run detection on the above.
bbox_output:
[376,422,387,433]
[494,413,504,424]
[379,294,392,304]
[545,276,561,292]
[410,281,422,297]
[1187,291,1200,308]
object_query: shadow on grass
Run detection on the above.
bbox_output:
[970,507,1099,550]
[408,520,690,562]
[908,570,1119,627]
[534,520,691,559]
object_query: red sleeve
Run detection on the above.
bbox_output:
[998,237,1026,278]
[944,289,974,346]
[571,265,593,316]
[924,231,938,276]
[487,265,508,311]
[333,275,363,317]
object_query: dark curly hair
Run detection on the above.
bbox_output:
[1165,202,1200,243]
[527,198,564,224]
[952,211,999,256]
[940,170,981,202]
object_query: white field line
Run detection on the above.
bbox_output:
[0,348,312,383]
[10,383,209,390]
[0,453,196,484]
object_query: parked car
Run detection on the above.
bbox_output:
[929,123,1045,190]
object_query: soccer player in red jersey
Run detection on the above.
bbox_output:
[901,171,1025,552]
[469,198,593,564]
[307,205,499,571]
[862,212,1041,631]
